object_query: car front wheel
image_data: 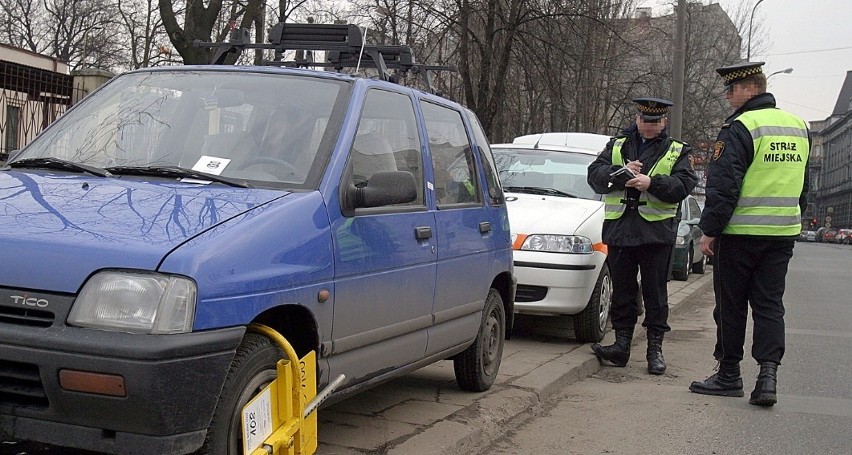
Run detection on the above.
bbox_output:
[454,288,505,392]
[574,263,612,343]
[673,247,691,281]
[692,252,707,274]
[196,333,283,455]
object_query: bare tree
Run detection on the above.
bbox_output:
[1,0,123,70]
[158,0,266,64]
[116,0,170,68]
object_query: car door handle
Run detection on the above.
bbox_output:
[479,222,491,234]
[415,226,432,240]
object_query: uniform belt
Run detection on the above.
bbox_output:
[620,199,647,209]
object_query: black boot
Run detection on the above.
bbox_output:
[591,328,633,367]
[689,362,744,397]
[646,330,666,375]
[749,362,778,407]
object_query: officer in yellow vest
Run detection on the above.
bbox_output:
[587,98,697,375]
[690,62,810,407]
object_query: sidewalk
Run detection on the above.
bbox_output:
[318,270,715,454]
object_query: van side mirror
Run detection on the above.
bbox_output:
[344,171,417,209]
[2,150,21,162]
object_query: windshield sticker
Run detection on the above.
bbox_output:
[192,156,231,175]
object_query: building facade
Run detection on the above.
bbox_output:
[811,70,852,231]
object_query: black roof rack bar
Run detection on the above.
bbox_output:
[193,23,457,94]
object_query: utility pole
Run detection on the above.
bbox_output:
[671,0,686,140]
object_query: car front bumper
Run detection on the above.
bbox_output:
[512,251,604,316]
[0,324,245,454]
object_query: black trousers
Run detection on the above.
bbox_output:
[609,244,672,333]
[712,235,794,365]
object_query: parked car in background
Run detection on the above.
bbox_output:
[491,132,613,343]
[837,228,852,244]
[801,230,818,242]
[670,195,707,281]
[822,229,838,243]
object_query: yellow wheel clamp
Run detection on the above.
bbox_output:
[243,324,346,455]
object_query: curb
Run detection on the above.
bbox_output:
[388,271,715,455]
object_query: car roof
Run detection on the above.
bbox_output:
[491,132,611,156]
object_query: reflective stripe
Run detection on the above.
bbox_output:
[640,206,675,216]
[751,126,809,140]
[606,204,626,213]
[728,214,801,226]
[736,196,801,207]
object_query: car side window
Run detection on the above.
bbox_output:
[348,89,424,206]
[465,108,504,206]
[688,197,701,219]
[420,101,481,208]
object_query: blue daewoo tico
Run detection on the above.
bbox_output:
[0,23,514,455]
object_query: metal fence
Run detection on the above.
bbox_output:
[1,60,87,162]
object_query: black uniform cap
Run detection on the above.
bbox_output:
[633,97,673,121]
[715,61,764,88]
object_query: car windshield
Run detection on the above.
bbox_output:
[12,69,350,188]
[493,147,598,200]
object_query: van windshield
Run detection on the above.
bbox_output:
[15,70,350,188]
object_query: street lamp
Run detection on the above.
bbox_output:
[747,0,765,60]
[767,67,794,79]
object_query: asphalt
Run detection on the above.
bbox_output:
[317,269,715,454]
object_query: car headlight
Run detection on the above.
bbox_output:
[675,236,687,245]
[520,234,593,254]
[68,271,197,334]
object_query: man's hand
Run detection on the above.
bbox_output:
[625,174,651,191]
[700,234,715,256]
[626,160,643,174]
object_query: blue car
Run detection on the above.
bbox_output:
[0,25,514,455]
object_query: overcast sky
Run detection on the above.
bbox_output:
[638,0,852,123]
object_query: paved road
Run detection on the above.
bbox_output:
[3,268,712,454]
[477,241,852,455]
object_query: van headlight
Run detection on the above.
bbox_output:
[520,234,593,254]
[675,235,687,245]
[68,271,197,334]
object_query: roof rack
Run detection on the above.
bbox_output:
[193,23,456,95]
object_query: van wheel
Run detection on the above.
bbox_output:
[692,252,707,274]
[196,333,282,455]
[673,248,690,281]
[574,264,612,343]
[454,289,505,392]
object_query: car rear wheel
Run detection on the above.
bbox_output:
[574,263,612,343]
[692,252,707,274]
[454,288,505,392]
[196,333,283,455]
[673,247,691,281]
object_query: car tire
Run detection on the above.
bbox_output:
[692,252,707,274]
[196,333,283,455]
[673,247,691,281]
[574,263,612,343]
[454,288,505,392]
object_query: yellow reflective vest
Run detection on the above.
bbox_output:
[723,109,809,236]
[604,138,683,221]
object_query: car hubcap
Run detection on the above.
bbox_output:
[481,308,502,376]
[598,274,612,332]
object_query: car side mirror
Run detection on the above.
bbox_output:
[344,171,417,209]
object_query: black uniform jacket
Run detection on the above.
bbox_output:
[698,93,810,239]
[588,124,698,247]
